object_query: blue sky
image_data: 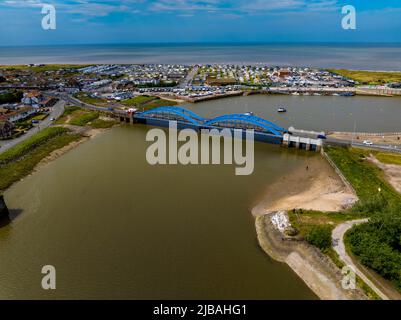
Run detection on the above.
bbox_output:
[0,0,401,45]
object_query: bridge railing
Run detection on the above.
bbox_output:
[134,106,286,136]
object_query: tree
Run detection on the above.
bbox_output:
[305,225,332,250]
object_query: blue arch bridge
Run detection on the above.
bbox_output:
[117,106,322,150]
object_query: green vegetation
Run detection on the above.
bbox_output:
[69,111,99,126]
[31,113,48,121]
[0,90,23,104]
[346,209,401,290]
[121,95,176,111]
[0,64,90,72]
[374,152,401,166]
[0,127,81,191]
[305,225,333,250]
[121,95,155,106]
[289,146,401,296]
[325,146,401,204]
[289,209,364,236]
[328,69,401,85]
[73,92,108,106]
[89,119,117,129]
[325,146,401,292]
[56,106,117,128]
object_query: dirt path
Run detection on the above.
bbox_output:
[256,213,366,300]
[332,219,389,300]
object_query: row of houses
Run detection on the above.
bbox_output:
[21,91,56,109]
[1,90,57,139]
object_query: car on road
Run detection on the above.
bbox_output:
[363,140,373,146]
[50,118,56,121]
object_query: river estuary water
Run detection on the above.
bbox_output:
[0,95,399,299]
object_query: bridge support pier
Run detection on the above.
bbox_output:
[0,195,9,220]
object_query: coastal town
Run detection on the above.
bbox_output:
[2,63,401,143]
[1,63,401,302]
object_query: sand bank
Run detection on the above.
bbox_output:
[252,154,363,299]
[253,155,357,216]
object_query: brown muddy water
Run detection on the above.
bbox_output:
[0,124,319,299]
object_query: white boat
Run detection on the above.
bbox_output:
[277,107,287,113]
[244,112,254,116]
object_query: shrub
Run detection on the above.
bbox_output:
[69,111,99,126]
[0,127,69,166]
[305,225,332,250]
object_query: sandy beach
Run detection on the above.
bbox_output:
[253,154,357,216]
[252,153,362,300]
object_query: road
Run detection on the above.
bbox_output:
[332,219,390,300]
[179,65,199,89]
[56,93,109,112]
[0,99,65,154]
[326,137,401,154]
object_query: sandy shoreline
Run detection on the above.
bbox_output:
[252,153,361,300]
[252,154,357,216]
[36,125,108,170]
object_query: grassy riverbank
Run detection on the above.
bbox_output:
[284,146,401,297]
[325,146,401,204]
[120,95,177,110]
[0,127,81,191]
[56,106,118,128]
[324,146,401,292]
[374,152,401,166]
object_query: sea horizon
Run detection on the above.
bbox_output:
[1,42,401,71]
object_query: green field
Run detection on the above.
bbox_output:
[121,95,156,106]
[0,64,91,72]
[121,95,177,110]
[31,113,48,121]
[374,152,401,166]
[56,106,117,128]
[325,146,401,205]
[0,127,81,191]
[73,92,109,106]
[328,69,401,85]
